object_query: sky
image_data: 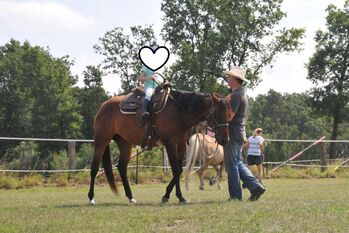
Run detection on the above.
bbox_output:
[0,0,345,97]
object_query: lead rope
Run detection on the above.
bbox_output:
[197,125,220,160]
[202,135,218,159]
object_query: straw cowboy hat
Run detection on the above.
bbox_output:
[223,67,250,84]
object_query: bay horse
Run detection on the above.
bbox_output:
[185,133,224,191]
[88,87,232,204]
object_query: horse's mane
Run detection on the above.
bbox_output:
[170,89,210,112]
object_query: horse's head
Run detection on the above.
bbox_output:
[206,93,230,146]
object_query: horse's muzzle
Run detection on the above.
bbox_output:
[219,138,228,146]
[216,134,228,146]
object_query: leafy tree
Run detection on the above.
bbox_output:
[161,0,305,92]
[306,1,349,159]
[0,40,34,139]
[29,54,82,140]
[83,65,103,88]
[74,65,109,139]
[94,25,157,93]
[0,39,82,163]
[248,90,330,162]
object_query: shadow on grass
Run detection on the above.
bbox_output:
[56,199,227,209]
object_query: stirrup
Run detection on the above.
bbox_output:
[141,112,149,121]
[141,135,152,151]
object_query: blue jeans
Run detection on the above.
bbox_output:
[223,140,262,200]
[145,87,155,101]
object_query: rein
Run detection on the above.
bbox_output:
[153,74,215,117]
[206,99,229,133]
[151,76,189,113]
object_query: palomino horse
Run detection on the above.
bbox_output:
[185,133,224,191]
[88,87,232,204]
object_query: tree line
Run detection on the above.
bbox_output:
[0,0,348,170]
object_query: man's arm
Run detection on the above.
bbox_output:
[226,94,238,122]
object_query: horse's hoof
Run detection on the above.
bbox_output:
[179,199,188,205]
[129,198,137,204]
[89,199,95,205]
[162,197,169,204]
[199,186,204,190]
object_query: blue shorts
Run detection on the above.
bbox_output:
[247,155,263,165]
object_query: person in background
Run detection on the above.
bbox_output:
[244,128,265,184]
[223,67,265,201]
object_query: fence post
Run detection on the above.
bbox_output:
[20,141,29,169]
[68,141,76,170]
[320,142,327,172]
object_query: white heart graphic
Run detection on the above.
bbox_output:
[139,46,170,71]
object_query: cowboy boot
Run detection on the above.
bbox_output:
[141,99,150,122]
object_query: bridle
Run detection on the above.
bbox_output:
[206,97,229,136]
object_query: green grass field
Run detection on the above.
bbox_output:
[1,178,349,233]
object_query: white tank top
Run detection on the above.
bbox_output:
[247,136,264,156]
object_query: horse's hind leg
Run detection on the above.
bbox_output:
[175,142,187,203]
[197,163,209,190]
[114,136,134,203]
[217,163,224,190]
[88,140,109,205]
[88,156,99,205]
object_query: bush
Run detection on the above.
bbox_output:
[48,173,69,187]
[22,174,44,187]
[129,168,172,184]
[74,171,90,185]
[76,144,94,169]
[49,150,68,170]
[3,141,41,170]
[267,166,344,179]
[0,175,23,189]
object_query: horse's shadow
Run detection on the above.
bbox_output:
[56,199,225,209]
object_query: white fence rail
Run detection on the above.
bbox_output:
[1,136,348,174]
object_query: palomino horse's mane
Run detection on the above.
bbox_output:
[170,89,210,113]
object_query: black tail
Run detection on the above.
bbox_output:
[102,145,118,195]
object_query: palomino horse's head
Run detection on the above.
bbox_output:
[206,93,230,146]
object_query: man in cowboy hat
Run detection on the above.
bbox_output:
[223,66,265,201]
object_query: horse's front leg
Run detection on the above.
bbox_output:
[175,142,187,203]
